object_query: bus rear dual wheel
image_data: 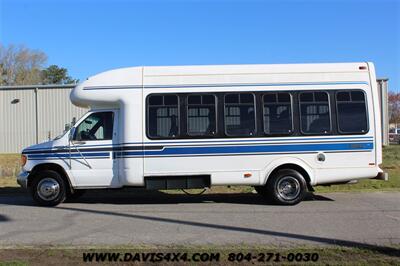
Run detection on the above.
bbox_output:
[255,169,308,205]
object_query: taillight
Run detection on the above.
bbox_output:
[21,155,27,166]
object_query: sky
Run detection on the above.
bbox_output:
[0,0,399,92]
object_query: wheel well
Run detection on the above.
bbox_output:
[27,163,73,192]
[267,163,313,191]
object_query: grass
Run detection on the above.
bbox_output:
[1,145,399,192]
[0,154,20,187]
[0,245,399,265]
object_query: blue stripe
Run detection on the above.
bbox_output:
[83,81,369,90]
[28,152,110,159]
[25,142,374,159]
[118,142,373,157]
[23,136,374,152]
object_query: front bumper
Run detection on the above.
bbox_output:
[17,171,29,189]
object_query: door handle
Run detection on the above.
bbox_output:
[73,141,86,145]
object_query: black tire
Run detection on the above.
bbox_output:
[262,169,308,205]
[30,170,67,207]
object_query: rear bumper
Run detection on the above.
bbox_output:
[372,171,389,181]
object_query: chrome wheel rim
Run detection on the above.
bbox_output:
[37,178,60,201]
[277,176,301,201]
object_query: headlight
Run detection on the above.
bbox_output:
[21,154,27,166]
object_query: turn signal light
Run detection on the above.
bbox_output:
[21,155,27,166]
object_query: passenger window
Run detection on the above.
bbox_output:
[299,92,331,134]
[224,93,256,136]
[336,91,368,133]
[74,112,114,141]
[263,93,292,135]
[148,95,179,138]
[187,94,217,136]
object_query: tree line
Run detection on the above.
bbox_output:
[0,43,78,86]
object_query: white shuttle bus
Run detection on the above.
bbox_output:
[18,63,388,206]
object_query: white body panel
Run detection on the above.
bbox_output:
[68,110,119,187]
[20,63,383,189]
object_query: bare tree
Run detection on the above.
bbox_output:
[0,43,47,85]
[389,91,400,125]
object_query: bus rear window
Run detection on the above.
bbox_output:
[336,91,368,134]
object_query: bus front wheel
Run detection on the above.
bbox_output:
[257,169,308,205]
[31,170,67,206]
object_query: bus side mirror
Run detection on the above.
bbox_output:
[69,127,76,142]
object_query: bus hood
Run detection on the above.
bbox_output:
[21,136,68,154]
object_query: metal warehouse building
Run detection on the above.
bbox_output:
[0,79,390,153]
[0,84,87,153]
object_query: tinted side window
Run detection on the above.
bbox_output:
[187,94,217,136]
[224,93,256,136]
[263,93,292,135]
[74,112,114,141]
[336,91,368,133]
[148,95,179,138]
[299,92,331,134]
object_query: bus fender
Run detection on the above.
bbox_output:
[260,157,315,186]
